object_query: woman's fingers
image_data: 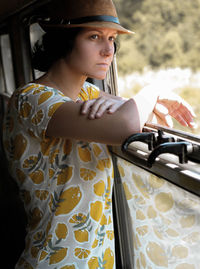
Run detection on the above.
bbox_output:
[80,98,112,119]
[107,100,125,114]
[169,102,197,128]
[157,93,197,128]
[80,99,96,115]
[92,99,113,118]
[80,97,126,119]
[156,114,173,128]
[153,104,173,127]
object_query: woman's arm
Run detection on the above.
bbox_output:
[82,86,196,129]
[46,98,142,145]
[46,85,196,145]
[78,90,127,119]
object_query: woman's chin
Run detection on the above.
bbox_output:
[88,72,107,81]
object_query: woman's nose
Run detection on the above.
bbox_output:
[100,41,114,57]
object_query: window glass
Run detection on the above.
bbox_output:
[0,34,15,95]
[0,49,6,94]
[29,23,45,79]
[115,0,200,135]
[117,156,200,268]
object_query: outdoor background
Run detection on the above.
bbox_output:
[114,0,200,135]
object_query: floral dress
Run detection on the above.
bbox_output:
[3,82,115,269]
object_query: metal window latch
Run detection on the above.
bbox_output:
[121,132,156,152]
[147,141,194,167]
[155,130,176,146]
[121,132,200,167]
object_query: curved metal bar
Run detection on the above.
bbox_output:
[147,141,193,167]
[121,132,155,152]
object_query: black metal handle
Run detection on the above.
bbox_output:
[121,132,155,152]
[147,141,193,167]
[155,130,176,146]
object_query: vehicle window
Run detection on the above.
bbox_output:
[0,34,15,94]
[29,22,45,79]
[116,155,200,269]
[115,0,200,135]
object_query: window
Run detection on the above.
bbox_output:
[111,1,200,267]
[0,34,15,95]
[115,0,200,136]
[29,22,45,79]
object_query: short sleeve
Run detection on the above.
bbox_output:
[86,83,100,100]
[17,84,71,140]
[78,82,100,101]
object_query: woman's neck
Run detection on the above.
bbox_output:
[35,58,87,101]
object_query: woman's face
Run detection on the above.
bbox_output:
[66,27,117,80]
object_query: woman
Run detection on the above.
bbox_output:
[3,0,196,268]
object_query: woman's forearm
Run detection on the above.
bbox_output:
[132,85,159,129]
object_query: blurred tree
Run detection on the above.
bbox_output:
[116,35,146,73]
[114,0,200,75]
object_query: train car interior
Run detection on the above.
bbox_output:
[1,0,200,268]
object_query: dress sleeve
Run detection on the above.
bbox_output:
[17,84,71,140]
[78,82,100,101]
[87,83,100,100]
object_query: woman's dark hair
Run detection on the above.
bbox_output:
[32,28,82,72]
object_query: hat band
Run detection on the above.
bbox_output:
[42,15,120,26]
[68,15,120,25]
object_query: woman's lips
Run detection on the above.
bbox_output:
[97,63,109,68]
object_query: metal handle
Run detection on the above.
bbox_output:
[155,130,176,146]
[121,132,155,151]
[147,141,193,167]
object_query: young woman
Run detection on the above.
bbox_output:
[3,0,196,268]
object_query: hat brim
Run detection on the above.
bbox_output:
[39,21,135,35]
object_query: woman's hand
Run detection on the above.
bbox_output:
[146,106,174,128]
[77,94,126,119]
[153,92,197,128]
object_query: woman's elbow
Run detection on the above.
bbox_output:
[121,99,142,135]
[123,115,142,138]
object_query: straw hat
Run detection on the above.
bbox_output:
[38,0,134,34]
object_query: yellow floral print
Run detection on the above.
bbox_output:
[49,248,68,265]
[57,166,73,185]
[55,186,82,216]
[69,213,87,224]
[74,247,91,259]
[93,180,105,196]
[55,223,68,240]
[90,201,103,222]
[80,167,96,181]
[29,169,44,184]
[96,158,111,171]
[13,133,27,160]
[3,82,115,268]
[74,229,89,243]
[38,91,53,105]
[31,109,44,125]
[92,143,102,157]
[78,145,92,162]
[35,190,49,200]
[19,102,32,118]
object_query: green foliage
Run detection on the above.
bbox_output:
[114,0,200,75]
[116,35,146,73]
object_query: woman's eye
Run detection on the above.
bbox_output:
[91,34,99,40]
[109,36,116,42]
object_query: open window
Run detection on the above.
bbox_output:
[115,0,200,135]
[0,32,15,95]
[109,1,200,268]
